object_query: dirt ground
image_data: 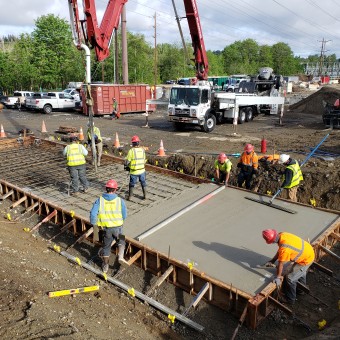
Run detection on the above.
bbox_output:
[0,85,339,339]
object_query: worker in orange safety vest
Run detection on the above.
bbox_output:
[237,143,258,190]
[262,229,315,305]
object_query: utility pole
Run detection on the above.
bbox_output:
[114,30,119,84]
[153,12,157,91]
[121,5,128,84]
[318,38,331,77]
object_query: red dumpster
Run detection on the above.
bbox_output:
[81,84,155,116]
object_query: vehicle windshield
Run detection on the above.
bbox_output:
[170,88,200,106]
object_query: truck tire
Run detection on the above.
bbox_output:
[245,107,254,122]
[43,104,52,114]
[238,108,246,124]
[201,113,216,132]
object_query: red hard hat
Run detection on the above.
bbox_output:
[244,143,254,152]
[131,135,140,143]
[218,153,227,162]
[106,179,118,189]
[262,229,278,244]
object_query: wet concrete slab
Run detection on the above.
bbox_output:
[140,187,339,295]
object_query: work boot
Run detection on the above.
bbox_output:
[142,186,147,200]
[127,187,134,201]
[102,257,109,273]
[118,244,129,267]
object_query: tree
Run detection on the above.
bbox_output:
[271,42,297,75]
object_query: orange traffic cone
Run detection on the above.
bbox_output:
[41,120,47,133]
[158,140,166,157]
[114,132,120,148]
[79,127,84,141]
[0,124,7,138]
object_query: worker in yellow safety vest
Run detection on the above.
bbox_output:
[124,135,147,200]
[214,153,232,186]
[279,154,303,202]
[262,229,315,305]
[90,179,128,273]
[87,122,103,166]
[63,135,89,196]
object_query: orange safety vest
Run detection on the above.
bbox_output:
[239,151,258,170]
[278,232,315,265]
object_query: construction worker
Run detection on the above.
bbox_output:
[262,229,315,305]
[237,143,258,190]
[63,135,89,196]
[124,135,147,200]
[214,153,232,186]
[111,97,120,119]
[279,154,303,202]
[90,179,128,273]
[86,122,103,166]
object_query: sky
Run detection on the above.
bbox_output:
[1,0,340,58]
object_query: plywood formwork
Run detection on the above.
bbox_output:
[0,137,339,329]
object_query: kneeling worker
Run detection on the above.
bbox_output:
[237,143,258,190]
[215,153,232,186]
[262,229,315,305]
[279,154,303,202]
[90,179,128,273]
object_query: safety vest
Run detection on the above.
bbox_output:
[66,143,86,166]
[278,232,314,265]
[239,151,258,170]
[87,126,101,143]
[97,197,123,227]
[214,159,232,173]
[127,147,146,175]
[283,160,303,188]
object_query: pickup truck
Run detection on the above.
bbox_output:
[3,91,35,109]
[26,92,76,114]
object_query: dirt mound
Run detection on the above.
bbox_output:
[290,85,340,115]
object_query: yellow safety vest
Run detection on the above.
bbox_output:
[283,161,303,189]
[87,126,102,143]
[97,197,123,227]
[127,147,146,175]
[66,143,86,166]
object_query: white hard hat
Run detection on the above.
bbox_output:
[279,154,290,164]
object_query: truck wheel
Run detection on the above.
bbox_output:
[201,113,216,132]
[238,109,246,124]
[245,107,254,122]
[43,104,52,114]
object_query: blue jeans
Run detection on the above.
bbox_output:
[102,226,125,257]
[68,164,89,192]
[129,171,146,188]
[285,262,312,302]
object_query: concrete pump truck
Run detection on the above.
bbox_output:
[168,0,285,132]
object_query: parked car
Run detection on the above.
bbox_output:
[4,91,35,109]
[63,88,80,102]
[25,92,76,114]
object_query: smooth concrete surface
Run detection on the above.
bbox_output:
[141,187,339,295]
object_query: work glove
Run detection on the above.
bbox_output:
[263,261,276,268]
[273,277,282,288]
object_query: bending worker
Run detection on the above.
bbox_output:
[87,122,103,166]
[215,153,232,186]
[111,97,120,119]
[90,179,128,273]
[262,229,315,305]
[63,134,89,196]
[237,143,258,190]
[279,154,303,202]
[124,135,147,200]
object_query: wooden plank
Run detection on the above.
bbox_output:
[312,262,333,276]
[30,209,57,232]
[10,195,27,209]
[127,250,142,266]
[48,219,76,241]
[0,189,14,200]
[146,265,174,296]
[66,226,94,250]
[319,244,340,262]
[26,201,39,212]
[182,282,210,317]
[330,232,340,242]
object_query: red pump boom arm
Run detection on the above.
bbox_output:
[68,0,127,62]
[183,0,209,80]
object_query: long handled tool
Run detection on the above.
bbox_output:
[245,134,330,214]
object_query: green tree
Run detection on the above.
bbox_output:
[207,51,224,76]
[272,42,297,75]
[259,45,273,70]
